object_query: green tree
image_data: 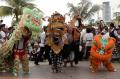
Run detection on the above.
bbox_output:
[0,0,41,22]
[114,12,120,24]
[67,0,100,21]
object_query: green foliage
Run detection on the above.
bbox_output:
[114,12,120,23]
[0,6,12,16]
[0,0,42,22]
[67,0,100,21]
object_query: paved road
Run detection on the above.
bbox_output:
[0,61,120,79]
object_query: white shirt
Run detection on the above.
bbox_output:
[39,31,46,47]
[84,33,93,46]
[84,33,93,41]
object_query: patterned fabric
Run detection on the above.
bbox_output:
[97,38,108,55]
[13,52,29,74]
[91,35,115,60]
[116,36,120,54]
[0,52,14,72]
[112,43,120,59]
[0,57,5,71]
[112,34,120,59]
[46,12,66,54]
[51,51,63,73]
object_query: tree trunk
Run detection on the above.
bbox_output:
[15,14,19,22]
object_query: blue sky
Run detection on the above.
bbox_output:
[0,0,120,27]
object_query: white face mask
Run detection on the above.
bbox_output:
[102,32,110,40]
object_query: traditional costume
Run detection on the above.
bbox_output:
[13,31,31,76]
[90,33,116,72]
[46,12,66,72]
[0,8,43,76]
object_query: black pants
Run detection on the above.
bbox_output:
[35,46,52,65]
[84,46,91,60]
[35,47,45,64]
[79,43,85,60]
[44,45,52,65]
[72,42,80,64]
[30,52,38,61]
[62,44,72,60]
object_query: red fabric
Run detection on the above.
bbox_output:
[14,50,26,59]
[13,33,31,59]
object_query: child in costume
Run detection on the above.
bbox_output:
[90,26,116,72]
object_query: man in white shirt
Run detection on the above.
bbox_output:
[84,28,94,60]
[39,29,46,47]
[34,27,46,65]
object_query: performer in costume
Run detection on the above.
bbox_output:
[63,21,80,66]
[0,7,43,57]
[70,16,81,65]
[62,25,74,67]
[46,12,66,72]
[13,27,31,76]
[90,26,116,72]
[0,8,43,76]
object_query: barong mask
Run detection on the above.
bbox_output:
[52,28,63,45]
[47,12,66,54]
[48,12,65,45]
[0,7,43,57]
[20,8,43,39]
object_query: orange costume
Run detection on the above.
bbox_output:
[90,35,116,72]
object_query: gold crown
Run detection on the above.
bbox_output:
[48,11,65,23]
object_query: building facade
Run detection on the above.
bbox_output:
[102,2,111,23]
